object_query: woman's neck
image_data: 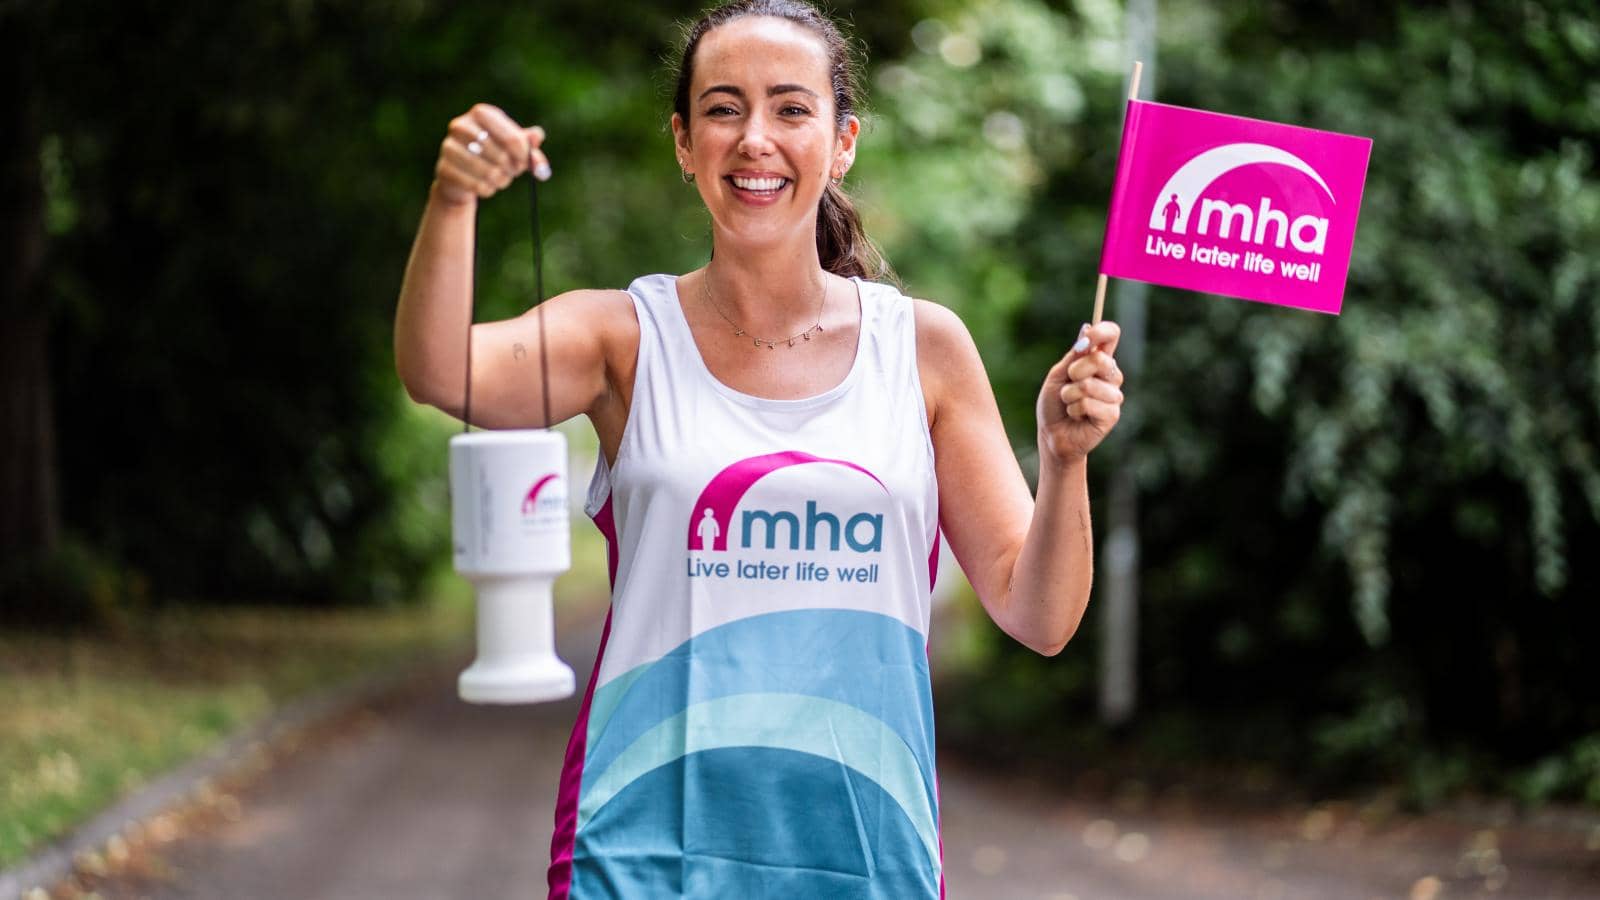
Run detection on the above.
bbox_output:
[702,232,834,333]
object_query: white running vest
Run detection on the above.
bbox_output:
[548,272,944,899]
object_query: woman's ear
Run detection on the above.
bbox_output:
[671,112,693,172]
[834,114,860,177]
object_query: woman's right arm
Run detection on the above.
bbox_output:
[394,104,617,429]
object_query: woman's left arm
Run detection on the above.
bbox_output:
[918,302,1124,656]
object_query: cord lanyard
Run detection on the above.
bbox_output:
[463,173,551,433]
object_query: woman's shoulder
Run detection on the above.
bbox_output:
[550,272,672,307]
[906,295,975,358]
[532,285,642,376]
[903,294,981,431]
[858,277,963,334]
[542,285,638,328]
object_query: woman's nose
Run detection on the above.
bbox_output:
[737,113,775,157]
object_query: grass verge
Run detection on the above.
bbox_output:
[0,582,482,870]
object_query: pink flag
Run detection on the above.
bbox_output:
[1099,100,1372,315]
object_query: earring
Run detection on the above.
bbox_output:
[682,169,696,183]
[830,173,843,186]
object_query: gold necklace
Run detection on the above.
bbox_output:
[701,270,826,349]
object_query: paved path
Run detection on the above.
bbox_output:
[49,617,1600,900]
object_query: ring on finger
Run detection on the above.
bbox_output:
[467,140,484,156]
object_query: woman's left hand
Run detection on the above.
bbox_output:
[1036,320,1125,464]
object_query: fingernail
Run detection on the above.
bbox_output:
[534,162,552,181]
[1072,336,1090,353]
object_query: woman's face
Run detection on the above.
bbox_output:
[672,16,858,250]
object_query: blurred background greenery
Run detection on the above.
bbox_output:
[3,0,1597,828]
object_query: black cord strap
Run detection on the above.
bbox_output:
[463,201,477,434]
[532,177,551,429]
[463,168,551,432]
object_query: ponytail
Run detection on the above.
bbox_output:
[817,181,892,282]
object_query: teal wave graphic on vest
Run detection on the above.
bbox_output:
[573,747,939,898]
[582,610,936,797]
[572,610,940,897]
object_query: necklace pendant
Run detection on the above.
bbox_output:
[734,328,745,336]
[787,337,796,347]
[817,323,825,332]
[752,336,761,347]
[802,331,811,341]
[765,341,775,349]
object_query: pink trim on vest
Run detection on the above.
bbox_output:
[927,505,945,897]
[546,495,619,899]
[926,636,947,899]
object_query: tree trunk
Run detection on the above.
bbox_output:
[0,9,58,567]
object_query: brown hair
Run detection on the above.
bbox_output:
[672,0,893,282]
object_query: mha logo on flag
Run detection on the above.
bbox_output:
[1152,143,1333,256]
[1100,101,1372,315]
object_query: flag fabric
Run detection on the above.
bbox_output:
[1099,100,1372,315]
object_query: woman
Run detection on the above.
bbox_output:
[395,1,1124,896]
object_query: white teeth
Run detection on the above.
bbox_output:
[731,176,788,192]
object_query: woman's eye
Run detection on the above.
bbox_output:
[703,104,808,117]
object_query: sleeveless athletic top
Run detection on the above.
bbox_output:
[547,272,945,899]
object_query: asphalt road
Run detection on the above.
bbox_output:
[48,616,1600,900]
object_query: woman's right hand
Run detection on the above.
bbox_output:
[432,103,551,207]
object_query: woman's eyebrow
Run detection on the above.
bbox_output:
[698,84,820,101]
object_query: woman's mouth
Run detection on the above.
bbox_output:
[726,175,790,203]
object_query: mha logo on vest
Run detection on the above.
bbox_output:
[683,450,887,585]
[695,501,882,555]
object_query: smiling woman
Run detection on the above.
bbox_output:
[392,1,1126,897]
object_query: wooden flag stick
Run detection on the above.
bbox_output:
[1093,60,1144,326]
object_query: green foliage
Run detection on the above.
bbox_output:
[1510,733,1600,807]
[857,0,1128,403]
[32,0,702,607]
[1137,0,1600,798]
[891,0,1600,805]
[1163,0,1600,644]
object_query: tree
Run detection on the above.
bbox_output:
[1,4,61,592]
